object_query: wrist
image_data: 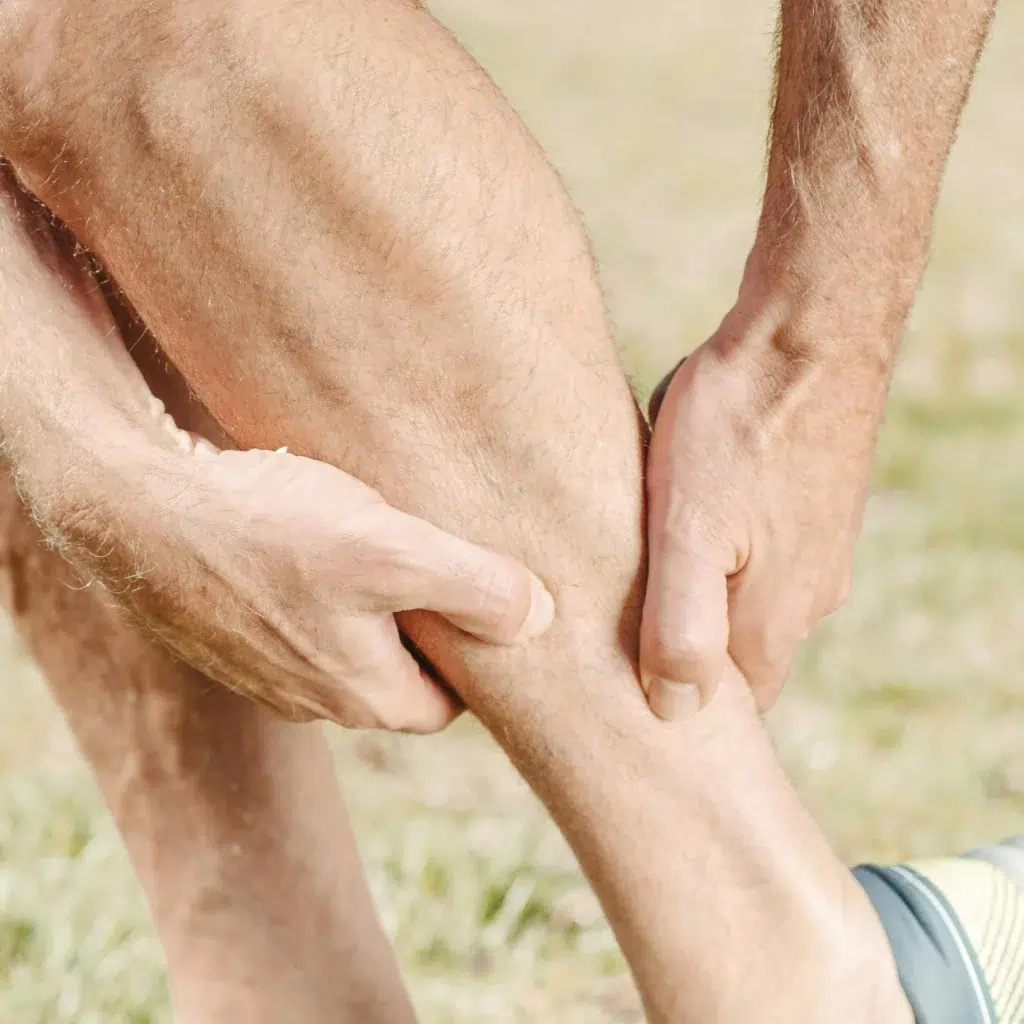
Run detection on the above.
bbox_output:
[717,237,914,376]
[750,172,931,332]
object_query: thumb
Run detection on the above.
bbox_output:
[377,508,556,646]
[640,535,730,720]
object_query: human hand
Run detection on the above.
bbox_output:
[641,278,894,719]
[0,168,554,734]
[56,437,556,733]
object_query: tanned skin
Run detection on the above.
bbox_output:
[0,152,554,733]
[644,0,999,716]
[0,0,999,1019]
[0,184,419,1024]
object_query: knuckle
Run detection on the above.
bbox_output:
[660,508,732,566]
[343,685,417,734]
[649,629,717,683]
[295,681,381,730]
[471,558,520,618]
[447,554,522,633]
[337,525,418,606]
[461,586,503,631]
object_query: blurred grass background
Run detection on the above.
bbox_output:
[3,0,1024,1020]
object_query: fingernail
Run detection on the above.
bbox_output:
[514,576,556,642]
[647,677,701,721]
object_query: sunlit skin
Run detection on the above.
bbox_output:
[0,0,997,1019]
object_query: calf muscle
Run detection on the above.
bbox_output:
[4,2,911,1018]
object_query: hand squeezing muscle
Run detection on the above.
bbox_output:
[0,164,554,733]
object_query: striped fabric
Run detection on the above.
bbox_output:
[918,847,1024,1021]
[855,837,1024,1024]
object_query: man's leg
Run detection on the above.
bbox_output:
[7,2,924,1017]
[11,7,914,1021]
[0,367,416,1024]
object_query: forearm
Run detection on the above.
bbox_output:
[0,161,424,1023]
[751,0,997,354]
[0,164,167,504]
[0,463,415,1024]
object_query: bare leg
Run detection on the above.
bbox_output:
[0,361,416,1024]
[11,4,913,1019]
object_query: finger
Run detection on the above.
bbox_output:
[375,509,555,646]
[647,355,688,425]
[310,616,463,734]
[729,635,797,714]
[727,594,805,712]
[818,566,854,619]
[640,531,730,721]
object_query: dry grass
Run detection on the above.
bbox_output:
[3,1,1024,1020]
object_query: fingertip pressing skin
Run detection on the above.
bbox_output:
[511,573,556,644]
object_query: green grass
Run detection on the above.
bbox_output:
[4,0,1024,1020]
